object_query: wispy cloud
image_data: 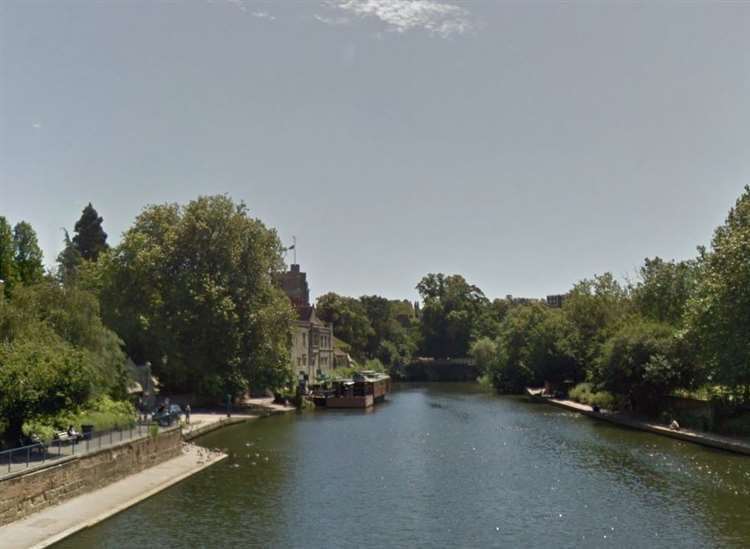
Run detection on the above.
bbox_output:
[321,0,474,37]
[251,11,276,21]
[313,13,351,26]
[219,1,275,20]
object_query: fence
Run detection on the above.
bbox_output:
[0,423,152,478]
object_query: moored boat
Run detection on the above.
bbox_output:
[320,371,391,409]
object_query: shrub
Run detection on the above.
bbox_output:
[74,397,136,431]
[21,396,136,441]
[569,383,617,410]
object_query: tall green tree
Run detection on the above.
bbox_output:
[687,185,750,400]
[101,195,294,397]
[73,203,109,261]
[488,303,579,393]
[12,221,45,285]
[594,319,696,413]
[316,293,373,360]
[0,282,127,443]
[416,273,489,358]
[632,257,697,326]
[0,216,17,296]
[562,273,630,374]
[56,229,83,286]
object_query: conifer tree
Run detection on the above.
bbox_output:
[73,203,108,261]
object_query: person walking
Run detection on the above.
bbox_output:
[185,404,191,424]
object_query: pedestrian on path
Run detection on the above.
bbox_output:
[185,404,191,424]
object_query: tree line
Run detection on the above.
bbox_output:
[0,196,294,445]
[468,187,750,421]
[320,187,750,423]
[2,186,749,444]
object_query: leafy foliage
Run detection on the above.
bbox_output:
[0,324,95,443]
[316,293,373,359]
[594,320,697,413]
[632,257,697,326]
[316,293,417,369]
[73,203,109,261]
[12,221,44,285]
[101,195,294,397]
[686,185,750,399]
[568,383,616,410]
[0,217,17,296]
[416,273,490,358]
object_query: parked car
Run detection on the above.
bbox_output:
[152,404,183,426]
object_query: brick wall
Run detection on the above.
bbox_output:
[0,428,182,526]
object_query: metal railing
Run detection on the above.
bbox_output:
[0,423,152,478]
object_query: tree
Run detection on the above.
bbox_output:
[13,221,45,285]
[416,273,490,358]
[562,273,630,375]
[469,337,497,376]
[73,203,108,261]
[0,282,128,397]
[687,186,750,400]
[594,319,696,414]
[488,303,580,393]
[101,195,294,397]
[0,327,95,443]
[0,282,127,443]
[316,293,373,360]
[56,229,83,285]
[632,257,697,326]
[0,216,17,296]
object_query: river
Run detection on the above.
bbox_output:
[56,383,750,548]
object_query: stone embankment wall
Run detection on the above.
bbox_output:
[0,428,182,526]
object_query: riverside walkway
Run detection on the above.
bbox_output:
[0,443,225,549]
[545,397,750,456]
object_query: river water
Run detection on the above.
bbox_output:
[57,383,750,548]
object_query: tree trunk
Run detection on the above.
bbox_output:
[5,416,25,447]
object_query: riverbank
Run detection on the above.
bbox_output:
[0,443,225,549]
[0,397,295,547]
[543,397,750,456]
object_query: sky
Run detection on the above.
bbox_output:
[1,0,749,302]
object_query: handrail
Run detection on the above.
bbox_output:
[0,422,150,478]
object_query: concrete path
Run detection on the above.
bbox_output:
[0,444,226,549]
[180,399,294,441]
[546,397,750,456]
[181,412,257,441]
[241,396,296,414]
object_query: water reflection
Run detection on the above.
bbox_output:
[56,383,750,549]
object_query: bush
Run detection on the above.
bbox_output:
[569,383,617,410]
[21,396,135,441]
[74,397,136,431]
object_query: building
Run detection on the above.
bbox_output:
[277,264,335,383]
[546,294,567,308]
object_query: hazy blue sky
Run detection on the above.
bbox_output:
[1,1,749,301]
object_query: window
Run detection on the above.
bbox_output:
[302,333,307,346]
[302,354,307,365]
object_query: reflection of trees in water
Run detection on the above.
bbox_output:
[525,406,750,545]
